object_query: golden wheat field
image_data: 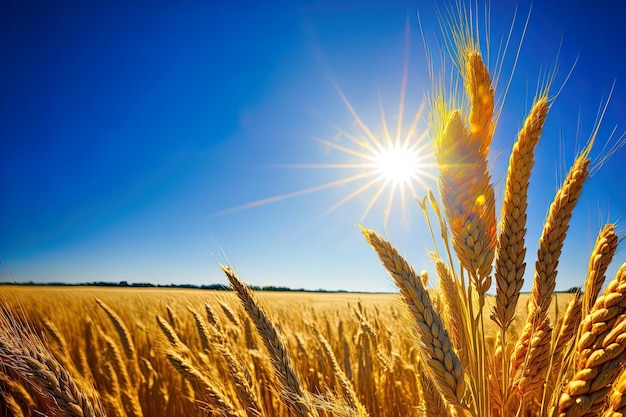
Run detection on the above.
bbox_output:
[0,286,571,417]
[3,2,626,417]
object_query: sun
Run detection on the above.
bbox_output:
[372,143,421,185]
[216,21,437,228]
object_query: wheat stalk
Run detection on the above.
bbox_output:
[492,95,550,331]
[95,299,137,362]
[5,393,26,417]
[604,367,626,417]
[556,263,626,416]
[511,150,592,399]
[0,307,106,417]
[166,350,242,417]
[361,227,467,415]
[156,314,190,355]
[582,223,619,318]
[221,264,318,417]
[311,326,367,416]
[466,51,495,152]
[187,306,211,352]
[433,109,497,290]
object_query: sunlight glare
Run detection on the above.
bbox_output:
[373,144,420,185]
[216,19,438,229]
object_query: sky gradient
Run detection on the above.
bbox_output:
[2,0,626,292]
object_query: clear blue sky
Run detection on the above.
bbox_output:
[1,0,625,292]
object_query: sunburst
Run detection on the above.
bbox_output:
[217,23,436,228]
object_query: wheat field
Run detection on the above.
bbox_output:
[0,286,570,417]
[2,3,626,417]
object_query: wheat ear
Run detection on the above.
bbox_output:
[95,299,137,362]
[432,254,465,356]
[166,350,241,417]
[466,51,495,153]
[529,152,591,321]
[509,314,553,398]
[0,308,105,417]
[102,334,142,417]
[205,303,222,330]
[187,306,211,352]
[220,300,242,326]
[361,227,467,414]
[311,326,367,416]
[492,95,550,331]
[156,314,189,354]
[511,152,591,394]
[0,371,36,410]
[557,263,626,417]
[101,360,126,417]
[604,367,626,417]
[41,317,70,360]
[416,355,450,417]
[434,109,496,291]
[551,290,583,380]
[217,343,263,417]
[5,393,26,417]
[220,264,318,417]
[582,223,619,318]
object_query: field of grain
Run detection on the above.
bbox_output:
[0,286,570,417]
[3,2,626,417]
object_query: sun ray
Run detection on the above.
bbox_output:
[331,81,384,150]
[307,136,373,160]
[325,176,384,215]
[402,101,427,148]
[383,182,399,230]
[214,171,376,216]
[360,181,389,223]
[400,184,408,224]
[407,181,419,202]
[326,122,371,149]
[269,163,371,169]
[379,94,393,146]
[395,16,412,142]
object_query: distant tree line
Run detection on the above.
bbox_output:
[0,280,352,293]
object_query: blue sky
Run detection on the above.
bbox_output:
[1,0,625,292]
